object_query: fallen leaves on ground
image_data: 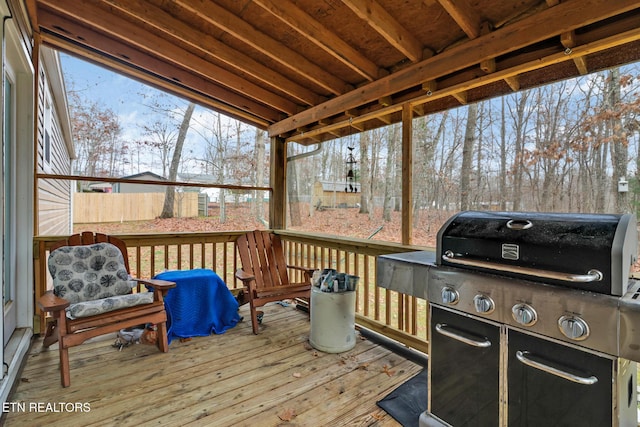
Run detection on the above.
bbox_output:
[371,411,386,420]
[382,364,396,376]
[75,206,448,247]
[278,408,297,421]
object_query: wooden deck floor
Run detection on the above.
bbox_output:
[4,302,424,427]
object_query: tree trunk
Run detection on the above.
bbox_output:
[160,102,195,218]
[254,128,266,223]
[608,68,629,213]
[393,123,402,212]
[500,97,507,210]
[359,132,371,214]
[383,125,397,221]
[460,104,477,211]
[511,92,530,211]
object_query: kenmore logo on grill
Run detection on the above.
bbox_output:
[502,244,519,260]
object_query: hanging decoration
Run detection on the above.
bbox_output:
[345,119,358,193]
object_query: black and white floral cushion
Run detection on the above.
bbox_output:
[48,242,153,319]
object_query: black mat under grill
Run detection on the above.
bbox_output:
[377,368,428,427]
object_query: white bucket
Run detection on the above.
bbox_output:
[309,287,356,353]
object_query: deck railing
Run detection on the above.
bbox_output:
[34,231,430,353]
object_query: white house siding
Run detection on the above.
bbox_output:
[36,50,73,236]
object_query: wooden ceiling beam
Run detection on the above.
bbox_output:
[172,0,350,97]
[342,0,424,62]
[504,76,520,91]
[436,0,482,39]
[412,24,640,107]
[103,0,321,107]
[252,0,381,82]
[452,91,467,104]
[289,13,640,143]
[39,0,300,116]
[376,115,393,125]
[269,0,640,136]
[561,30,589,75]
[38,13,278,126]
[479,22,496,73]
[286,104,402,143]
[422,80,437,95]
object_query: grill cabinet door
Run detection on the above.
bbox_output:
[430,306,500,426]
[508,329,613,426]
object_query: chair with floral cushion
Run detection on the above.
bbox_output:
[38,232,176,387]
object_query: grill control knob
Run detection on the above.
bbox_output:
[558,315,590,341]
[441,287,459,305]
[512,303,537,326]
[473,294,495,314]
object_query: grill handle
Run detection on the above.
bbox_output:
[442,251,603,283]
[515,350,598,385]
[435,323,491,348]
[506,219,533,230]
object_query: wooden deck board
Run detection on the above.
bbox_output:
[4,303,424,427]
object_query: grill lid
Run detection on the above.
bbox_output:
[436,211,638,296]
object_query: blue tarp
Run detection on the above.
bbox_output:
[153,269,241,344]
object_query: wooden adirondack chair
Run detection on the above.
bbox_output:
[38,232,176,387]
[235,230,316,334]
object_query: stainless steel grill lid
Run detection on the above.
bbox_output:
[436,211,638,296]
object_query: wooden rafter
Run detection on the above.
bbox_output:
[436,0,482,39]
[504,76,521,92]
[43,36,273,127]
[561,30,589,75]
[452,91,467,104]
[287,15,640,144]
[172,0,350,97]
[39,0,300,115]
[102,0,321,106]
[342,0,424,62]
[38,13,277,126]
[269,0,640,137]
[252,0,381,81]
[31,0,640,145]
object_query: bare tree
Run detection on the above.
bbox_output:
[382,124,398,221]
[140,120,177,178]
[460,103,478,210]
[507,91,533,210]
[253,128,266,223]
[359,132,371,215]
[160,102,195,218]
[68,93,123,178]
[607,68,630,213]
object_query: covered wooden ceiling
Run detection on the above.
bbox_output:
[28,0,640,145]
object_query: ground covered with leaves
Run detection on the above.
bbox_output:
[75,205,450,248]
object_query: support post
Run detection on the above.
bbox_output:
[401,103,413,245]
[270,136,287,230]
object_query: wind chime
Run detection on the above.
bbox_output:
[345,119,358,193]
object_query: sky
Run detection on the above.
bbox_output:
[59,52,170,144]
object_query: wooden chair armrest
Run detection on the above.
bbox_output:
[235,269,255,283]
[37,291,70,312]
[287,265,317,274]
[133,278,176,292]
[288,265,317,282]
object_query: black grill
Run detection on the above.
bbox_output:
[436,211,638,296]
